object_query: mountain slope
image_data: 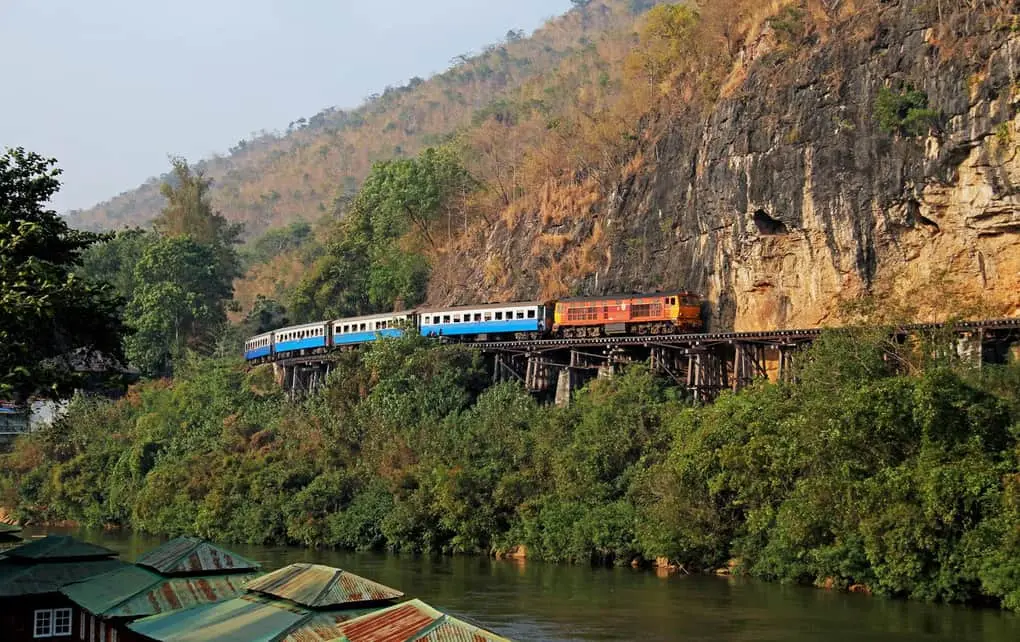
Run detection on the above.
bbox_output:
[67,1,664,237]
[428,0,1020,330]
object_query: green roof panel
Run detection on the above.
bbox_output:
[4,535,117,561]
[136,536,261,575]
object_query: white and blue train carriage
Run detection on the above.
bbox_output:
[333,311,416,346]
[244,332,274,361]
[418,300,550,341]
[273,321,329,355]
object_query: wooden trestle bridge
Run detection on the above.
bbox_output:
[272,318,1020,404]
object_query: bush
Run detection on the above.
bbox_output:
[875,86,941,136]
[2,334,1019,611]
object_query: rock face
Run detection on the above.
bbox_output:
[442,0,1020,331]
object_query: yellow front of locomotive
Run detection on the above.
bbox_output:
[673,293,704,330]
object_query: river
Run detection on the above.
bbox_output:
[20,526,1020,641]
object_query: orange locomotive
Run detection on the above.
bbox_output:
[553,292,703,338]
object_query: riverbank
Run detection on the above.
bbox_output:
[18,525,1020,642]
[2,331,1019,612]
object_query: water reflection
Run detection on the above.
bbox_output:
[20,526,1020,641]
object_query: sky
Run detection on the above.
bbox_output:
[0,0,573,213]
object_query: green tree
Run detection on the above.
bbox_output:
[290,147,471,321]
[242,295,289,335]
[356,147,474,249]
[626,4,699,87]
[124,236,232,376]
[874,86,940,137]
[0,147,125,402]
[153,156,242,283]
[78,227,155,301]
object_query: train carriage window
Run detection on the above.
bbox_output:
[453,315,461,323]
[359,323,366,331]
[474,313,482,322]
[443,315,451,323]
[527,309,536,319]
[495,312,503,320]
[516,310,525,319]
[484,312,492,321]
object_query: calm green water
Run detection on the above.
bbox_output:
[22,526,1020,641]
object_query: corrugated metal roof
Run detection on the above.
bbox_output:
[61,564,259,617]
[328,600,511,642]
[135,536,261,575]
[62,565,162,613]
[278,610,377,642]
[0,523,21,534]
[4,535,118,561]
[126,594,376,642]
[0,558,129,597]
[113,573,260,618]
[127,594,304,642]
[246,564,403,609]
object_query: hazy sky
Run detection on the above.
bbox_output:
[0,0,573,212]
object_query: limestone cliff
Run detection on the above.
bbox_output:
[435,0,1020,331]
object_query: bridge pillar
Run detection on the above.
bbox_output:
[956,331,984,368]
[555,369,574,407]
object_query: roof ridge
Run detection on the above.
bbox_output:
[313,567,345,608]
[410,611,449,640]
[176,536,202,565]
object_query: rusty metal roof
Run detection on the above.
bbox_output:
[4,535,118,561]
[126,593,376,642]
[135,536,261,575]
[0,557,129,597]
[62,564,259,618]
[329,600,511,642]
[245,564,403,609]
[279,610,377,642]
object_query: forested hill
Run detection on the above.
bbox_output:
[66,0,665,236]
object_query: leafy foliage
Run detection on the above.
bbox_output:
[290,146,469,321]
[80,158,242,376]
[874,86,941,136]
[4,331,1020,611]
[0,147,125,402]
[124,237,233,376]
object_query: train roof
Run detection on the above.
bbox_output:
[330,310,416,324]
[272,320,328,334]
[557,291,698,303]
[418,300,547,314]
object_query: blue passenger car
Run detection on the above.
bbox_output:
[274,322,329,355]
[333,312,415,346]
[419,302,548,340]
[244,332,274,361]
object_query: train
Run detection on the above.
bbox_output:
[243,291,703,363]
